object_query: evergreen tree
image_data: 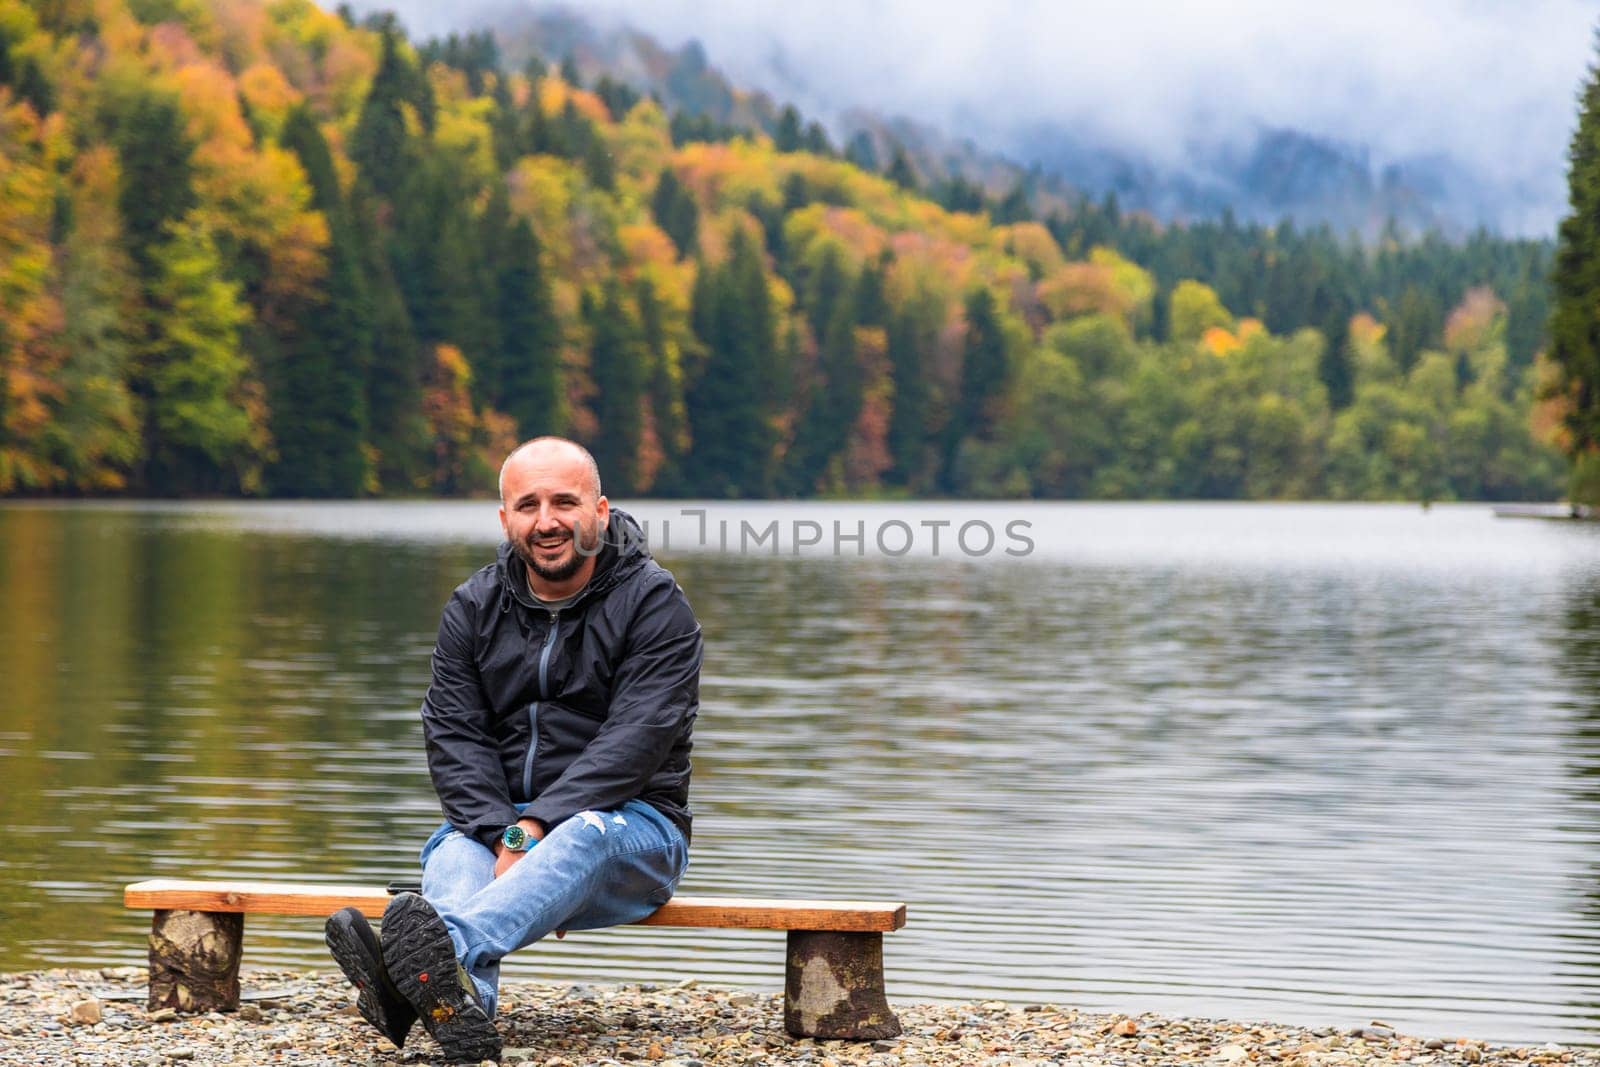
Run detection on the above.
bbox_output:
[844,130,878,172]
[942,288,1008,490]
[390,155,488,356]
[785,286,861,494]
[1552,30,1600,504]
[559,54,582,88]
[495,219,562,438]
[350,27,418,201]
[350,185,427,491]
[99,89,196,270]
[886,303,932,487]
[271,106,370,496]
[638,278,686,492]
[650,167,698,257]
[774,105,802,152]
[587,279,647,494]
[802,121,832,156]
[685,230,774,495]
[885,145,919,191]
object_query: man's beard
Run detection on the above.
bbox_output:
[513,523,600,584]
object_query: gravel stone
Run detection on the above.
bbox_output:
[0,968,1594,1067]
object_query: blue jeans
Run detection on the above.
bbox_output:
[416,798,689,1015]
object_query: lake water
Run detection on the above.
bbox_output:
[3,500,1600,1045]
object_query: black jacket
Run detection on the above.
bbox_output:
[421,509,700,849]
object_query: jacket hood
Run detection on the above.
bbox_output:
[497,508,652,612]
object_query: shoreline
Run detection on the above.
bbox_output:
[0,968,1591,1067]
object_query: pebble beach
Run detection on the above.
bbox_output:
[1,968,1594,1067]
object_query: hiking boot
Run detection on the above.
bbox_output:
[380,892,501,1063]
[324,906,417,1048]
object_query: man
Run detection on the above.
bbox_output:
[324,437,701,1061]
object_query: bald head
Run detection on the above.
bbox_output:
[498,437,603,504]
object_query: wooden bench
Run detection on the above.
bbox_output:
[124,879,906,1040]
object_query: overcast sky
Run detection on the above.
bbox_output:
[394,0,1600,235]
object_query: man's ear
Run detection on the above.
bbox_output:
[498,505,509,539]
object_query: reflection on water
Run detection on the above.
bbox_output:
[2,502,1600,1044]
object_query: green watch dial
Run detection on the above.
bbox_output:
[501,825,529,851]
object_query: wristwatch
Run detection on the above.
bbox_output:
[501,824,537,851]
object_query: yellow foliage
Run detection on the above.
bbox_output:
[1529,352,1571,452]
[1036,261,1123,322]
[1089,246,1154,320]
[611,98,672,185]
[998,222,1065,277]
[237,62,299,137]
[1348,311,1386,346]
[433,102,497,185]
[186,103,330,321]
[0,101,68,490]
[618,221,694,312]
[508,154,580,267]
[1169,279,1234,345]
[537,77,611,124]
[674,140,781,208]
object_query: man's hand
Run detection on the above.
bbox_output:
[492,817,545,878]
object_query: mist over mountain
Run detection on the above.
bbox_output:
[369,0,1594,239]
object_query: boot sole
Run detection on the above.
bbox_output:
[325,906,416,1049]
[381,893,501,1063]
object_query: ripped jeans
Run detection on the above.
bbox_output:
[416,798,689,1015]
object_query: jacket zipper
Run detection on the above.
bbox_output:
[522,609,560,798]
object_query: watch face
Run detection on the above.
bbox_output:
[503,826,527,850]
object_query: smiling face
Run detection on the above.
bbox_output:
[498,440,609,597]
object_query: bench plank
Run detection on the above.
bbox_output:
[124,879,907,932]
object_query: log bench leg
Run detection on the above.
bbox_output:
[147,909,243,1013]
[784,930,900,1040]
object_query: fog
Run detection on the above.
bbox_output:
[376,0,1600,235]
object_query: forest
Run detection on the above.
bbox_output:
[0,0,1571,500]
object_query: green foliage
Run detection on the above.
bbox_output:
[1169,280,1234,345]
[271,107,369,497]
[686,231,775,496]
[98,88,196,270]
[140,218,265,493]
[650,167,698,258]
[350,27,428,200]
[1552,32,1600,504]
[885,145,918,192]
[587,279,646,495]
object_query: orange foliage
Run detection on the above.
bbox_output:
[1348,311,1386,346]
[1443,286,1505,353]
[238,61,300,128]
[421,343,477,493]
[172,54,328,319]
[1037,261,1126,321]
[843,325,893,490]
[672,141,780,207]
[1201,326,1242,357]
[148,22,208,71]
[211,0,270,73]
[0,101,67,490]
[1529,353,1571,452]
[618,222,693,311]
[537,77,611,124]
